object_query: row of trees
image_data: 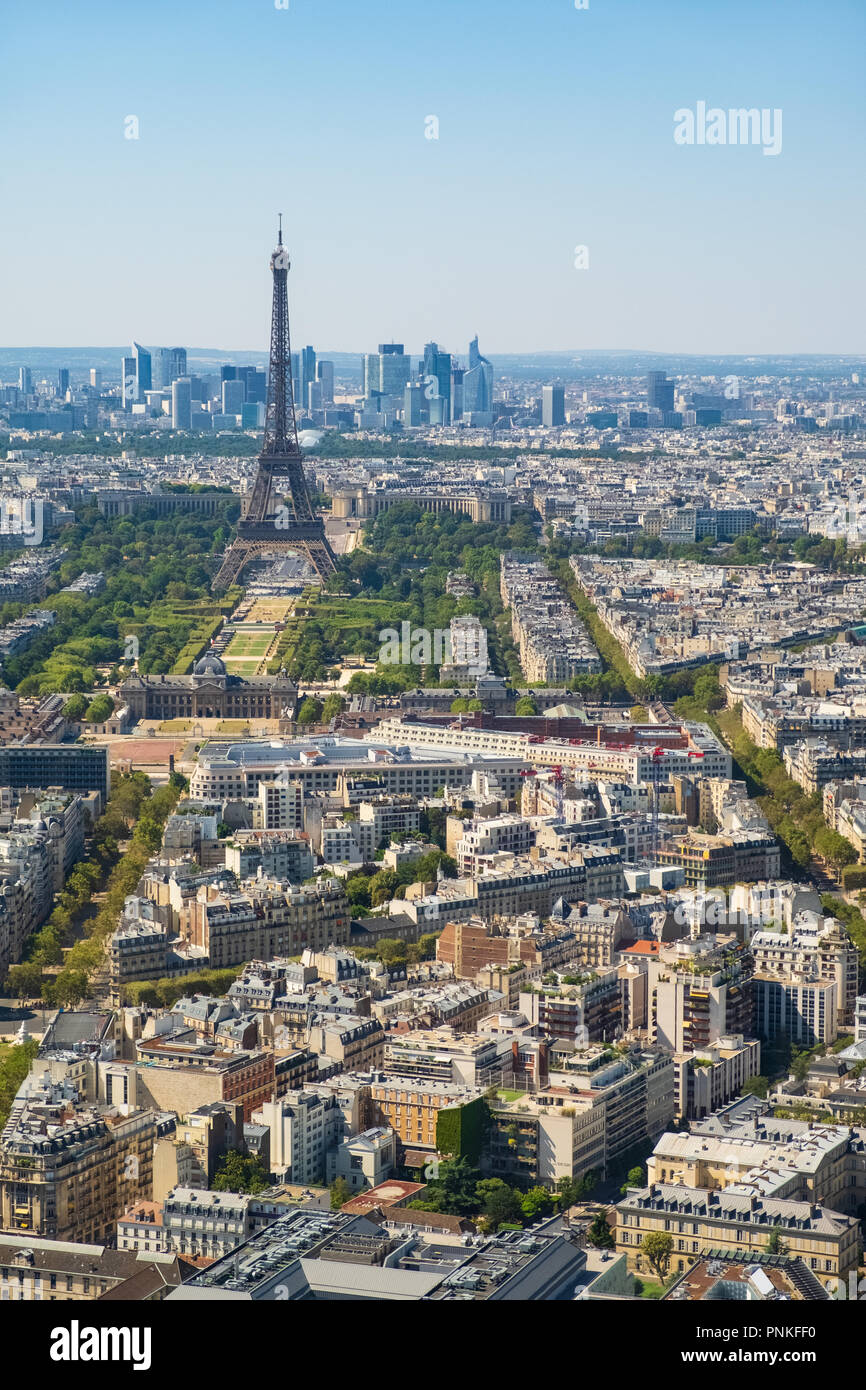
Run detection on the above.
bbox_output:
[821,895,866,979]
[0,1038,38,1130]
[717,706,857,873]
[0,430,260,462]
[313,431,615,466]
[553,558,731,709]
[6,770,187,1004]
[552,559,646,700]
[122,966,240,1009]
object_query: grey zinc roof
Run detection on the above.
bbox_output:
[298,1258,443,1300]
[621,1183,857,1234]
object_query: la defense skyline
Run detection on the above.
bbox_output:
[116,328,497,427]
[12,236,861,416]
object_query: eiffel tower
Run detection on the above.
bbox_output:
[213,222,337,591]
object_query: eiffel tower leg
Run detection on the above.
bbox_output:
[245,470,274,523]
[213,539,255,592]
[298,538,337,581]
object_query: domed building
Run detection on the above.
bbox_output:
[194,651,229,680]
[120,648,297,723]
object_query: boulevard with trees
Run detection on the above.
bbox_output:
[5,769,188,1006]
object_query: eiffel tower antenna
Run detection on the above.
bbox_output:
[213,226,337,592]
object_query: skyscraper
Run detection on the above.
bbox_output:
[153,347,187,389]
[236,366,267,404]
[153,348,169,389]
[299,347,316,418]
[17,367,32,395]
[542,385,565,427]
[316,360,335,404]
[362,354,379,399]
[362,345,410,404]
[57,368,69,397]
[247,369,267,404]
[423,342,452,423]
[450,365,464,421]
[132,343,152,398]
[89,368,102,391]
[462,335,494,421]
[171,377,192,430]
[378,344,410,399]
[121,355,137,408]
[647,371,674,414]
[222,380,245,415]
[404,380,424,426]
[169,347,187,383]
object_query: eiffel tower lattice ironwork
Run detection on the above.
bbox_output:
[213,223,337,591]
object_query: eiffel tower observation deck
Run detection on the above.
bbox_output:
[213,222,337,591]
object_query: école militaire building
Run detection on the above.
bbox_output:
[120,650,296,723]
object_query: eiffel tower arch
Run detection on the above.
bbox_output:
[213,223,337,592]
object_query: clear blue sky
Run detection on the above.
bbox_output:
[2,0,864,354]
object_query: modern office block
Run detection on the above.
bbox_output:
[647,371,674,414]
[542,385,565,427]
[132,342,152,397]
[316,360,334,403]
[222,379,245,415]
[172,376,193,430]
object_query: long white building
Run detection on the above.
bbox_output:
[370,718,731,784]
[190,736,529,801]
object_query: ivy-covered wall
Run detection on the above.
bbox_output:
[436,1096,490,1163]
